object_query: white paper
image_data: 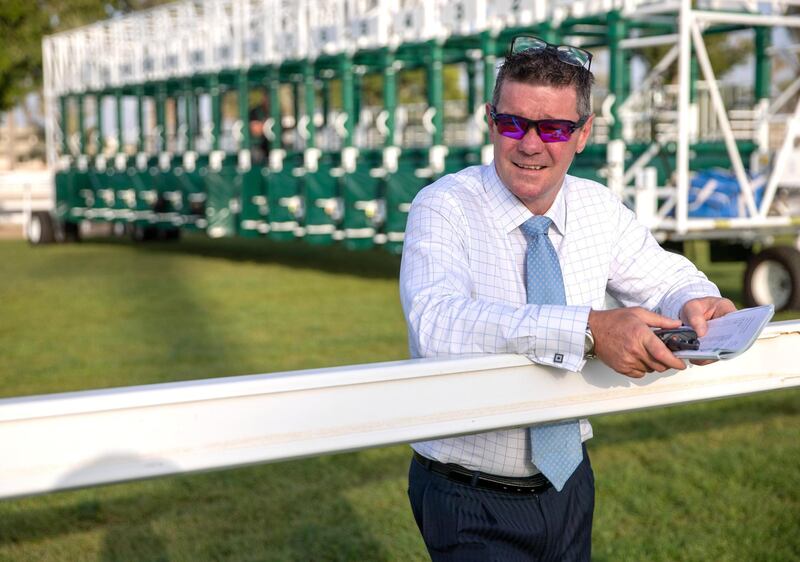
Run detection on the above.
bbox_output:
[674,304,774,360]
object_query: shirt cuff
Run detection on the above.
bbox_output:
[659,282,722,320]
[529,305,591,372]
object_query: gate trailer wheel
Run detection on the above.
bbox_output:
[743,246,800,311]
[63,220,81,242]
[27,211,56,245]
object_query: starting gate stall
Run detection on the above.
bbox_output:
[36,0,800,309]
[341,50,390,252]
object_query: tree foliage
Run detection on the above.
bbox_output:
[638,33,753,86]
[0,0,168,111]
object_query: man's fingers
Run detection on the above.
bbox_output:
[687,314,709,337]
[690,358,715,366]
[681,297,737,337]
[643,336,686,372]
[635,308,682,329]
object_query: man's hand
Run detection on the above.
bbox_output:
[588,307,687,378]
[679,296,737,365]
[679,296,737,337]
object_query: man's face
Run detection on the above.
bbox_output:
[487,80,593,215]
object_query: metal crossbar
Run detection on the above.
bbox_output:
[1,320,798,500]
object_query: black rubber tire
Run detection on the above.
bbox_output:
[27,211,56,245]
[63,220,81,242]
[131,224,158,242]
[164,227,181,241]
[743,246,800,311]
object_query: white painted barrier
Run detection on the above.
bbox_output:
[1,320,799,500]
[0,170,54,226]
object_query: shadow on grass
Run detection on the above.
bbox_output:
[0,448,409,561]
[592,388,800,447]
[88,234,402,281]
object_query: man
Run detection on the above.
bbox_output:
[249,96,271,166]
[399,36,734,561]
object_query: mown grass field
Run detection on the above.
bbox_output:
[0,236,798,561]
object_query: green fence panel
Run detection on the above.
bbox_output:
[239,166,267,238]
[109,164,136,226]
[54,169,79,223]
[342,150,382,251]
[172,157,207,232]
[384,151,428,255]
[303,155,341,246]
[442,147,481,178]
[72,166,93,221]
[129,158,161,228]
[204,155,241,238]
[87,166,112,220]
[267,154,303,241]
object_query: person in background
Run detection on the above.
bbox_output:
[399,36,735,561]
[248,95,271,166]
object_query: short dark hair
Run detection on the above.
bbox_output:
[491,50,595,118]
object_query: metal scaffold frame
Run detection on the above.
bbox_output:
[36,0,800,307]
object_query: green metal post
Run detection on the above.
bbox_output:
[341,56,355,147]
[606,12,628,198]
[268,67,282,148]
[156,83,167,153]
[60,96,69,156]
[481,32,497,144]
[754,27,772,170]
[238,70,251,150]
[115,89,124,153]
[690,56,699,105]
[353,72,362,128]
[96,94,104,155]
[136,86,145,153]
[303,61,316,148]
[540,23,558,44]
[77,94,85,155]
[292,80,301,143]
[607,10,626,140]
[210,74,221,152]
[428,41,444,146]
[467,61,477,119]
[754,27,771,101]
[321,78,330,128]
[184,80,195,152]
[689,51,699,144]
[382,49,396,147]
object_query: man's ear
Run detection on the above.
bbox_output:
[575,114,594,154]
[485,103,495,141]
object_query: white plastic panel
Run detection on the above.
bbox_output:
[487,0,546,29]
[308,0,348,57]
[184,1,212,75]
[208,0,240,71]
[274,0,309,60]
[239,0,277,66]
[393,0,439,43]
[439,0,487,37]
[348,0,397,50]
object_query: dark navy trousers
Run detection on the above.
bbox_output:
[407,445,594,561]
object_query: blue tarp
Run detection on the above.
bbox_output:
[688,169,765,218]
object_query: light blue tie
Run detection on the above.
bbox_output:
[520,216,583,492]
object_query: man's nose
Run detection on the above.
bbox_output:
[517,126,545,154]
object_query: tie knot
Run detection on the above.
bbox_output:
[520,216,552,240]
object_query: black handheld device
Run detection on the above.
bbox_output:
[653,327,700,351]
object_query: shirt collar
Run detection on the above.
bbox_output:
[483,163,568,236]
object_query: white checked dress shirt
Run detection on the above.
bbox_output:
[399,163,720,477]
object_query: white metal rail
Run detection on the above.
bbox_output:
[1,320,799,501]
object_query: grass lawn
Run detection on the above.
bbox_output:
[0,236,798,561]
